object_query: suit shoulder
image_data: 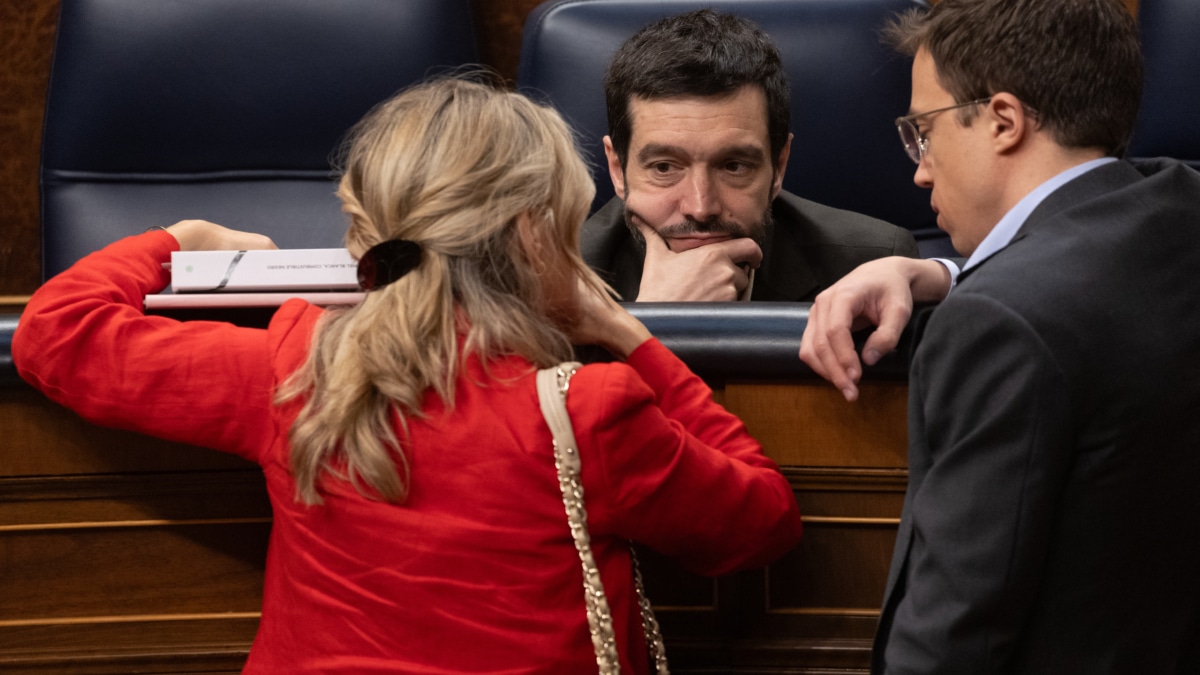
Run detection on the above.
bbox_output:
[580,197,628,268]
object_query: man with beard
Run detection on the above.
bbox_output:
[581,9,919,302]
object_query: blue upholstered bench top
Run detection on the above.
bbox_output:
[0,304,912,388]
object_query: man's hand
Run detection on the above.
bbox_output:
[634,221,763,301]
[165,220,278,252]
[800,257,952,401]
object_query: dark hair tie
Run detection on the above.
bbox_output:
[357,239,423,290]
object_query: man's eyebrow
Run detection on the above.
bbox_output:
[721,145,767,162]
[636,143,686,164]
[635,143,766,164]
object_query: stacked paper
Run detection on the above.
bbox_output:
[169,249,359,293]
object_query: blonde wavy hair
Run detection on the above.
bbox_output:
[277,76,602,505]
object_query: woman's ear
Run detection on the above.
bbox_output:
[514,210,548,274]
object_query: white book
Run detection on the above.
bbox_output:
[170,248,359,293]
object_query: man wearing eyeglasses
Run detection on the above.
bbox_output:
[802,0,1200,672]
[581,9,919,302]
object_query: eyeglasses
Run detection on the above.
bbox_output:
[895,97,991,164]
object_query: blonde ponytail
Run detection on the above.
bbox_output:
[277,76,602,505]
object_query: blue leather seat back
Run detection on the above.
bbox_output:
[1129,0,1200,169]
[517,0,935,238]
[41,0,478,279]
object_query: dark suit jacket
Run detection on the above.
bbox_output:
[875,159,1200,674]
[580,191,919,301]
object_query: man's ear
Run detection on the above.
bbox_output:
[772,132,793,199]
[987,93,1028,155]
[603,135,627,200]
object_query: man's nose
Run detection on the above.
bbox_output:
[913,157,933,189]
[679,170,721,222]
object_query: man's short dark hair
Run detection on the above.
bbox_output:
[603,9,790,171]
[884,0,1142,157]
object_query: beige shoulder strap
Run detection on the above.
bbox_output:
[536,363,669,674]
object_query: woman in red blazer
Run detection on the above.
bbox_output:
[14,76,802,674]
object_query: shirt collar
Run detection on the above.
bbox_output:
[961,157,1117,273]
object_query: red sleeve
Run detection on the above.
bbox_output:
[572,338,803,576]
[13,231,277,463]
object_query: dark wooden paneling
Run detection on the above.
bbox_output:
[472,0,546,85]
[0,0,57,295]
[0,470,270,674]
[0,616,258,675]
[2,524,268,618]
[0,472,271,525]
[726,382,908,467]
[0,390,257,477]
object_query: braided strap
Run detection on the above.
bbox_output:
[631,549,669,673]
[537,363,669,675]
